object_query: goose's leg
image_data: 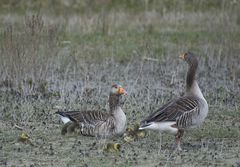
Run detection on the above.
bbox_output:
[175,129,184,151]
[158,132,162,154]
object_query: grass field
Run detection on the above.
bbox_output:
[0,0,240,166]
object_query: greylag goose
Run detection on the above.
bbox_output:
[56,84,127,137]
[139,52,208,150]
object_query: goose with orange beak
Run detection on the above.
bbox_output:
[140,52,208,150]
[56,84,128,137]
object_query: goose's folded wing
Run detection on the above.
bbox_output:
[59,110,115,136]
[57,110,110,126]
[141,96,199,127]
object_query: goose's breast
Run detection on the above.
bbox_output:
[193,98,208,126]
[113,108,127,135]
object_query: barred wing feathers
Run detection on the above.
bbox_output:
[141,96,200,128]
[57,110,114,136]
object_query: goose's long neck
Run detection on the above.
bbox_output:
[186,60,204,99]
[109,93,126,134]
[109,94,121,112]
[186,62,197,91]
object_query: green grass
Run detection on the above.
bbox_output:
[60,29,240,64]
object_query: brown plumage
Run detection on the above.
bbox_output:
[140,52,208,150]
[141,96,201,128]
[56,84,127,137]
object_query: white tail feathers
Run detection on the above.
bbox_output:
[139,121,178,135]
[60,115,71,124]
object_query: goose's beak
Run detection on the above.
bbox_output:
[179,53,185,59]
[118,87,127,95]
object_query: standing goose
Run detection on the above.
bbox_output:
[56,84,127,137]
[139,52,208,150]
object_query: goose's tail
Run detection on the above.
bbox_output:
[54,106,71,124]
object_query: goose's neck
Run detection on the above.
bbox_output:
[109,93,126,135]
[186,63,197,90]
[186,80,204,99]
[109,94,125,119]
[109,94,121,112]
[185,60,205,99]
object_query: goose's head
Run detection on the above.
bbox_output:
[111,84,127,95]
[180,52,198,67]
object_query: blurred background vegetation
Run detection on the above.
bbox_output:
[0,0,239,84]
[0,0,238,14]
